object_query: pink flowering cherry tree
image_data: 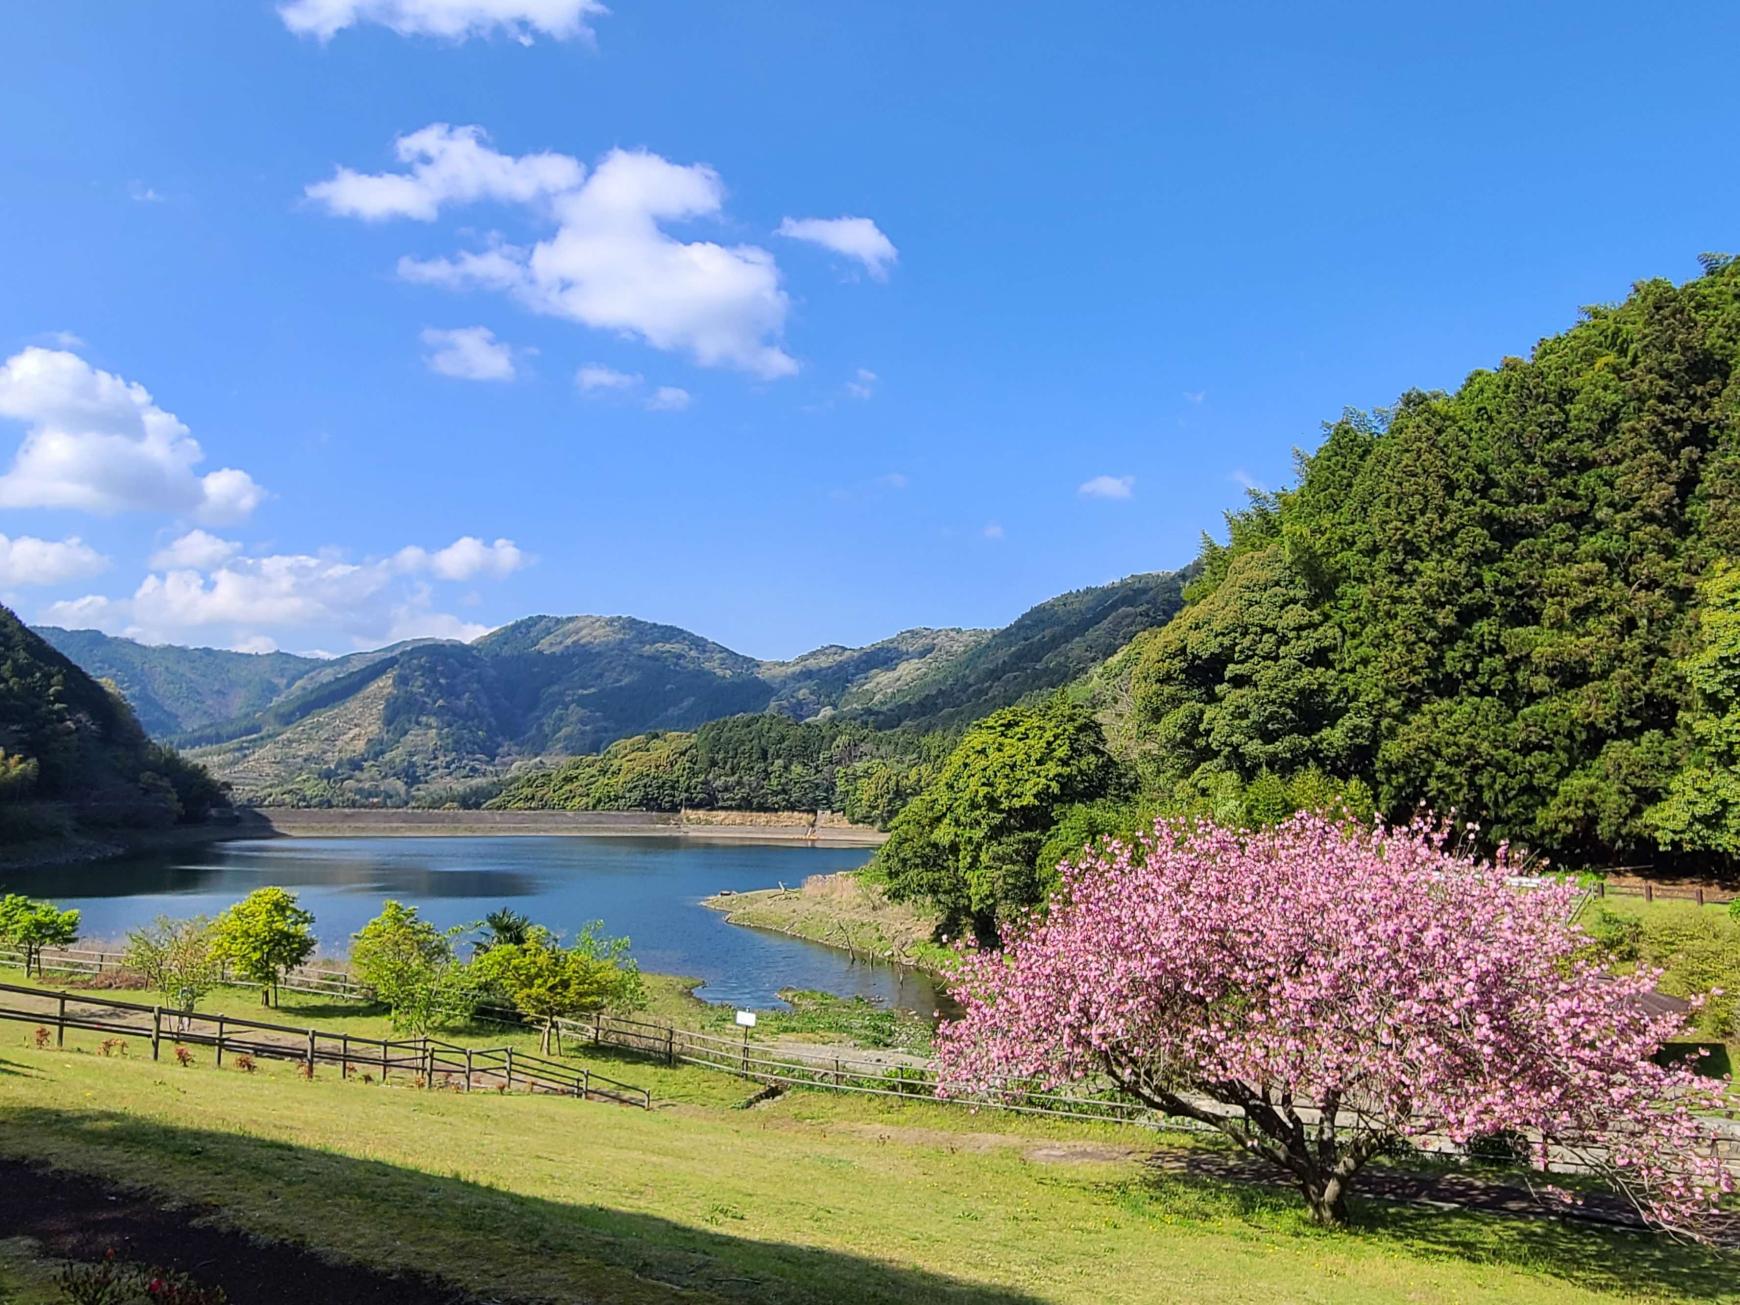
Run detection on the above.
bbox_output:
[935,814,1736,1234]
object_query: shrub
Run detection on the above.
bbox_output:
[233,1054,256,1075]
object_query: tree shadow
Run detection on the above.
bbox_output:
[0,1056,37,1078]
[0,1108,1042,1305]
[1127,1150,1734,1301]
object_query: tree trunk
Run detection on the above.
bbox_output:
[1302,1171,1350,1228]
[540,1021,552,1055]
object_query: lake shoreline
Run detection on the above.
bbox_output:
[249,807,888,847]
[0,807,886,871]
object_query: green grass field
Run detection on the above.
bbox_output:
[0,973,1734,1303]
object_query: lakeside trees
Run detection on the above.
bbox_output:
[213,888,317,1008]
[0,895,80,977]
[935,815,1736,1236]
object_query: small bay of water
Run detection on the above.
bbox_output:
[0,836,945,1013]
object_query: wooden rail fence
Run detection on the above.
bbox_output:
[0,981,649,1109]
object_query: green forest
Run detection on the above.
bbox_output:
[0,605,227,839]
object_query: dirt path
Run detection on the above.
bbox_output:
[0,1158,493,1303]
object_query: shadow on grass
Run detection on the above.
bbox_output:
[1124,1158,1734,1301]
[0,1056,37,1078]
[0,1108,1042,1305]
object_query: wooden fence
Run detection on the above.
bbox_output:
[0,945,373,1001]
[0,981,649,1108]
[1596,880,1735,907]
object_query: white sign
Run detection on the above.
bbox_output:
[734,1010,757,1028]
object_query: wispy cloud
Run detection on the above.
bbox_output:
[645,386,691,412]
[1078,474,1134,501]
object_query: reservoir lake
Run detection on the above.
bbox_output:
[0,835,946,1014]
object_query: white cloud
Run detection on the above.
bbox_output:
[875,472,908,490]
[982,521,1005,541]
[0,534,108,587]
[776,216,898,280]
[0,348,265,524]
[394,535,527,580]
[128,182,165,204]
[231,634,281,655]
[1230,468,1265,493]
[149,530,242,571]
[845,367,877,400]
[1078,474,1134,500]
[1185,389,1207,404]
[307,124,583,222]
[644,385,690,412]
[315,128,798,377]
[46,535,522,650]
[279,0,607,43]
[421,325,517,381]
[575,363,641,392]
[45,331,86,349]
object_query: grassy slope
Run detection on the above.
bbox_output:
[704,871,944,969]
[0,980,1731,1303]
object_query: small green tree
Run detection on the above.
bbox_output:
[350,900,479,1034]
[124,915,222,1026]
[0,895,80,977]
[211,887,316,1007]
[874,700,1125,940]
[471,924,643,1054]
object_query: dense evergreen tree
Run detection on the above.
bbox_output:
[1118,259,1740,869]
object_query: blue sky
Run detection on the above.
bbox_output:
[1,2,1736,659]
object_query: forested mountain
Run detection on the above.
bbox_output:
[35,628,327,738]
[1095,256,1740,870]
[0,605,225,830]
[859,571,1187,731]
[39,571,1179,807]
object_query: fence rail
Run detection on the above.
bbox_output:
[0,981,649,1108]
[0,945,374,1001]
[1596,881,1735,906]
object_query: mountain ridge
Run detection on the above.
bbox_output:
[35,570,1182,806]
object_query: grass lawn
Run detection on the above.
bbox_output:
[0,1000,1734,1303]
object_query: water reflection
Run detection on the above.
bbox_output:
[0,836,946,1013]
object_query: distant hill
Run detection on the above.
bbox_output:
[36,570,1182,806]
[0,604,225,829]
[856,571,1189,731]
[34,627,327,738]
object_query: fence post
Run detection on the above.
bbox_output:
[1697,888,1706,907]
[464,1048,473,1092]
[56,994,65,1048]
[1645,882,1655,902]
[594,1010,602,1045]
[340,1034,350,1078]
[834,1057,841,1087]
[152,1007,162,1061]
[504,1046,514,1091]
[380,1039,389,1084]
[667,1026,675,1067]
[580,1069,589,1101]
[306,1028,316,1075]
[215,1015,225,1067]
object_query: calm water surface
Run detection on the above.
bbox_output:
[0,836,945,1013]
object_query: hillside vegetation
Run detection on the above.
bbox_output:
[1103,256,1740,871]
[0,604,225,837]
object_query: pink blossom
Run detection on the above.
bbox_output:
[934,813,1736,1235]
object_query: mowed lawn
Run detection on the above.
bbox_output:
[0,1006,1734,1305]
